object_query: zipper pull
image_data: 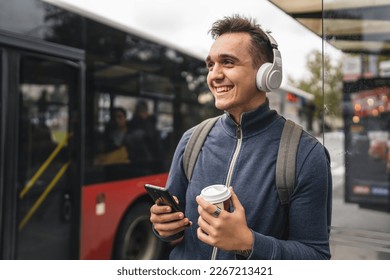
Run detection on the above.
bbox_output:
[236,125,242,139]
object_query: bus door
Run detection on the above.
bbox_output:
[0,31,84,259]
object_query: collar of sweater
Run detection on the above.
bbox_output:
[221,98,280,138]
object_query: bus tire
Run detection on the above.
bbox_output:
[113,202,167,260]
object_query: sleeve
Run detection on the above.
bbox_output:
[249,141,332,260]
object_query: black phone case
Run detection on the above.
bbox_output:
[144,184,181,212]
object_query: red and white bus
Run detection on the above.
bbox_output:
[0,0,219,259]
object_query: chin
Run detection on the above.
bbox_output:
[214,101,227,111]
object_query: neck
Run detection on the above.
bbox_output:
[228,94,267,124]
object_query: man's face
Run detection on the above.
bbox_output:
[206,32,265,122]
[114,111,127,128]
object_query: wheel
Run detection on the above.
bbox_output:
[113,202,167,259]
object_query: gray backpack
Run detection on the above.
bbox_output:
[183,116,302,205]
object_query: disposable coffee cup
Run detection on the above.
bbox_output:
[200,184,231,211]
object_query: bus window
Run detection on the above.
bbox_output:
[156,100,175,168]
[85,93,165,183]
[141,73,174,98]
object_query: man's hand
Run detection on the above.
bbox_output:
[150,196,191,239]
[196,187,253,251]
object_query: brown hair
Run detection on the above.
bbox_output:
[209,14,273,68]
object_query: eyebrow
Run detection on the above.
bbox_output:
[205,54,239,64]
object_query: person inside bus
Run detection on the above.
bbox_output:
[150,14,332,259]
[127,100,163,176]
[95,103,163,177]
[106,107,130,150]
[94,107,132,179]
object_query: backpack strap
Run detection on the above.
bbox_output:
[275,119,303,205]
[183,116,302,206]
[183,116,221,181]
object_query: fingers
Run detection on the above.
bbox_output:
[150,203,191,237]
[196,196,224,235]
[150,203,188,224]
[153,218,191,237]
[196,196,222,218]
[196,197,224,247]
[150,203,174,215]
[197,225,217,247]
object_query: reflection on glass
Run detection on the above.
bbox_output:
[269,0,390,259]
[322,0,390,260]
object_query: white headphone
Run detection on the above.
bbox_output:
[256,32,283,92]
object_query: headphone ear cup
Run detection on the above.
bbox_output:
[256,62,272,92]
[255,33,283,92]
[267,68,282,90]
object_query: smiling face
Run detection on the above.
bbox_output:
[206,32,266,122]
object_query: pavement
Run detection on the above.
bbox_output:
[322,132,390,260]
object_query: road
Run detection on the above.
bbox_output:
[322,132,390,259]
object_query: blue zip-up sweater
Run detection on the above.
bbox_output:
[165,101,332,259]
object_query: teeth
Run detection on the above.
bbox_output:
[216,86,232,93]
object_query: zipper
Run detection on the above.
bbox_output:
[226,124,243,188]
[211,118,243,260]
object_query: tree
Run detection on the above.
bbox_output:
[288,49,343,126]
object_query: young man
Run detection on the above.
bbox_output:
[150,15,332,259]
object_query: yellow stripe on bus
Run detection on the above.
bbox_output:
[19,133,72,199]
[18,161,71,230]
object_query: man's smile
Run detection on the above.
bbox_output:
[215,86,234,94]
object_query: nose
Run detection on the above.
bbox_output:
[208,65,224,81]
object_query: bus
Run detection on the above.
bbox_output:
[0,0,218,259]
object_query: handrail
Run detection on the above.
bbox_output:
[19,133,72,199]
[18,161,71,230]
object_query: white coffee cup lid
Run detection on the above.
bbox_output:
[200,184,231,204]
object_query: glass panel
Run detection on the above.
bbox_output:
[323,0,390,259]
[0,0,83,48]
[0,0,46,37]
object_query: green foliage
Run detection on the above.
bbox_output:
[288,50,343,119]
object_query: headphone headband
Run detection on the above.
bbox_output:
[265,32,278,49]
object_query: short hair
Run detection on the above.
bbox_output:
[112,107,127,119]
[135,100,148,114]
[209,14,274,68]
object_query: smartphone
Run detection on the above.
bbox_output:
[144,184,182,212]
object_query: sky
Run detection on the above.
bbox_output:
[46,0,342,82]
